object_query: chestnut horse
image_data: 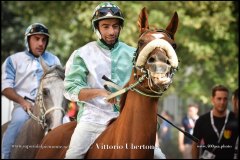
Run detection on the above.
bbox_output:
[1,59,68,159]
[35,7,179,159]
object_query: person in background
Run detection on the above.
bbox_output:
[160,111,173,145]
[192,85,238,159]
[159,110,174,158]
[232,88,238,117]
[1,23,61,159]
[231,88,238,159]
[64,2,166,159]
[178,104,199,159]
[63,101,78,123]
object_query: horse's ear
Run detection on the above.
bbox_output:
[138,7,149,36]
[39,56,50,73]
[166,12,178,40]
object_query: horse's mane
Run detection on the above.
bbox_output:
[43,65,65,80]
[119,84,129,113]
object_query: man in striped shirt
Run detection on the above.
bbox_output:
[1,23,61,159]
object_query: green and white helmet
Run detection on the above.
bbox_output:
[91,2,124,38]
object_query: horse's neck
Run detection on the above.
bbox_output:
[13,106,44,153]
[83,76,159,158]
[123,75,159,120]
[117,90,158,144]
[122,90,158,123]
[33,102,41,117]
[14,103,45,144]
[11,118,44,159]
[30,103,45,131]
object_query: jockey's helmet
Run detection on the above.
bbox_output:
[24,23,50,52]
[91,2,124,39]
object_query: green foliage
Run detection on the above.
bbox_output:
[1,1,238,106]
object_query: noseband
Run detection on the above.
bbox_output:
[132,64,177,97]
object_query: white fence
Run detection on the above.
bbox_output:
[1,96,14,125]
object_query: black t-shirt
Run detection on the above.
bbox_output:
[193,111,238,159]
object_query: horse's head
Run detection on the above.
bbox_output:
[34,58,68,133]
[133,7,178,95]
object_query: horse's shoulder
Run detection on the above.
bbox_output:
[43,121,77,140]
[36,121,77,158]
[51,121,76,132]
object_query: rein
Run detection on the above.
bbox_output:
[105,59,177,100]
[27,73,65,130]
[105,73,163,100]
[104,74,199,143]
[106,29,178,100]
[157,113,199,143]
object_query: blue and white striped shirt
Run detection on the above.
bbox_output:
[1,50,61,102]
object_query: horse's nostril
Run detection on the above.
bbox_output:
[148,57,155,63]
[48,129,52,132]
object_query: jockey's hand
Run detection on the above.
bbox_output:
[101,89,117,104]
[21,100,33,112]
[179,144,185,153]
[106,97,117,104]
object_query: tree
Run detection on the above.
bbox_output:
[1,1,238,106]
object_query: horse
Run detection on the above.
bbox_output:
[35,7,179,159]
[1,58,68,159]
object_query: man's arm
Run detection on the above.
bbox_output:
[64,52,116,104]
[78,88,116,104]
[2,88,32,111]
[178,126,185,153]
[192,141,199,159]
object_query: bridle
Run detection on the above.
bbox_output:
[27,71,66,131]
[133,29,178,95]
[132,64,178,98]
[105,29,178,100]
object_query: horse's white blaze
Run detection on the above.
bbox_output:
[53,81,64,129]
[152,34,164,39]
[50,110,64,129]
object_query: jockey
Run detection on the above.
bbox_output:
[1,23,61,159]
[64,2,165,159]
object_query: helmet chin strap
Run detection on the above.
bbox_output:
[95,28,121,50]
[29,50,45,58]
[100,39,118,50]
[27,36,48,57]
[96,29,120,50]
[95,29,102,39]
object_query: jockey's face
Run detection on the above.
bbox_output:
[98,18,121,45]
[29,34,48,57]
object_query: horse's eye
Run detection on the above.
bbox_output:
[172,43,177,49]
[166,59,171,65]
[42,88,50,96]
